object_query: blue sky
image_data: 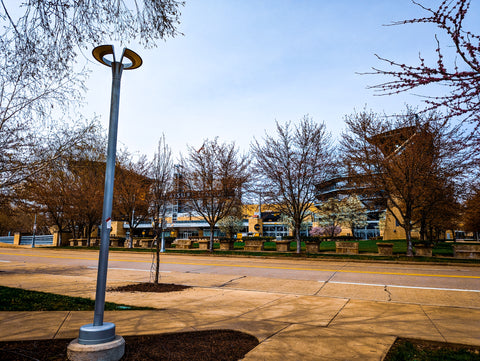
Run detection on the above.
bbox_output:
[82,0,480,158]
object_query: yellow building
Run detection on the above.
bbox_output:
[108,204,311,240]
[382,207,420,240]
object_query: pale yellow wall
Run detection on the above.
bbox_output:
[111,221,126,238]
[248,217,263,236]
[243,204,260,218]
[383,208,420,240]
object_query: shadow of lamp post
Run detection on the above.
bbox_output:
[77,45,142,347]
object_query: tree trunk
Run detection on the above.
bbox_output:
[70,221,77,239]
[129,221,134,248]
[154,229,160,284]
[405,222,413,257]
[55,223,63,247]
[295,225,301,254]
[209,224,214,252]
[420,218,426,241]
[86,224,92,247]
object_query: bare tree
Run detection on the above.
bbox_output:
[150,135,173,284]
[0,115,95,194]
[0,0,184,196]
[369,0,480,131]
[181,139,250,252]
[1,1,183,77]
[341,108,466,256]
[251,116,334,253]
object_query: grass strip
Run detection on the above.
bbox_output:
[385,338,480,361]
[58,240,480,264]
[0,286,153,311]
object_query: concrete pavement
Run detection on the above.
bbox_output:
[0,256,479,360]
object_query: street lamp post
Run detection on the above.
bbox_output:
[31,213,37,248]
[161,220,166,252]
[76,45,142,347]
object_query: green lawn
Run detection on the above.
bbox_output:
[0,286,152,311]
[385,339,480,361]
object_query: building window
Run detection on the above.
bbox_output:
[262,224,289,237]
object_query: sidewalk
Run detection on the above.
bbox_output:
[0,262,479,360]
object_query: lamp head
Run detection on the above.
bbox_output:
[92,45,142,70]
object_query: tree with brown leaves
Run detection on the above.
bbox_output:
[69,159,105,246]
[18,124,106,245]
[113,154,152,247]
[341,108,466,256]
[464,185,480,241]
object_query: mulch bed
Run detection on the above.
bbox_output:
[109,282,191,293]
[0,330,259,361]
[1,284,260,360]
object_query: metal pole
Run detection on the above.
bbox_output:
[160,217,166,252]
[78,45,142,347]
[31,214,37,248]
[78,61,123,345]
[129,201,135,248]
[93,61,123,326]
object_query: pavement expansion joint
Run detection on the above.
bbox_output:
[256,323,292,345]
[236,294,290,319]
[314,263,348,296]
[325,298,350,328]
[421,305,447,342]
[53,311,71,339]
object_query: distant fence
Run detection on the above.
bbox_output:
[0,234,54,246]
[20,235,54,246]
[0,236,14,244]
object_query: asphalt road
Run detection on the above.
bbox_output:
[1,248,479,294]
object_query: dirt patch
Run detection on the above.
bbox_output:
[0,330,259,360]
[109,282,191,293]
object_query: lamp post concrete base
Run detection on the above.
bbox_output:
[67,335,125,361]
